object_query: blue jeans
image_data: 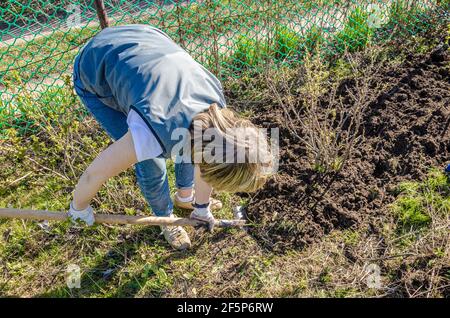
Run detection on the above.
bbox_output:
[73,57,194,216]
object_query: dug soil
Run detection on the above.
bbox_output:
[245,44,449,252]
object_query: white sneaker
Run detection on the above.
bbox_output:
[160,215,191,250]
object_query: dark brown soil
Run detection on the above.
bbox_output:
[246,45,450,252]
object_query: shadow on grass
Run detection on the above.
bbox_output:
[36,225,203,298]
[36,223,235,298]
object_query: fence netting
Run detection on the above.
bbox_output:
[0,0,448,134]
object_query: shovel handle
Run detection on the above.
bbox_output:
[0,208,246,228]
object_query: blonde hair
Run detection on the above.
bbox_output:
[190,103,273,193]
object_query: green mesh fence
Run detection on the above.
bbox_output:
[0,0,448,135]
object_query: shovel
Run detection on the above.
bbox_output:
[0,207,246,228]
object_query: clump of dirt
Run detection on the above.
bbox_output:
[246,45,449,252]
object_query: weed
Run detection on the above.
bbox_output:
[334,7,374,54]
[301,26,325,55]
[388,0,427,32]
[230,35,268,70]
[394,196,432,230]
[319,268,332,284]
[1,84,83,137]
[332,287,357,298]
[342,230,360,246]
[393,169,449,232]
[273,25,301,62]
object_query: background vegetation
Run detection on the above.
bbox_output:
[1,23,449,296]
[1,0,447,134]
[0,0,448,298]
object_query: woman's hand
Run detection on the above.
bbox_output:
[72,131,138,211]
[68,201,95,226]
[190,203,215,232]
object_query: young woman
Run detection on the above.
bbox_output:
[70,25,272,250]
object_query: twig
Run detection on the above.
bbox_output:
[25,156,70,181]
[7,172,32,186]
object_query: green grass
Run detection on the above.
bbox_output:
[273,25,301,62]
[334,7,374,54]
[373,0,434,42]
[1,84,85,136]
[392,169,449,232]
[0,0,443,98]
[229,35,269,69]
[0,26,97,84]
[228,24,326,72]
[302,26,325,55]
[388,0,428,29]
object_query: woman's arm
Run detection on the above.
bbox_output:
[72,131,138,210]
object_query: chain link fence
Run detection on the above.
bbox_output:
[0,0,448,134]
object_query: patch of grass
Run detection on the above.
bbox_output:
[273,25,301,62]
[342,229,360,246]
[334,7,374,54]
[0,77,85,137]
[388,0,428,32]
[301,26,325,55]
[0,27,97,84]
[318,268,332,284]
[374,0,438,44]
[394,196,432,230]
[229,35,269,70]
[392,169,449,232]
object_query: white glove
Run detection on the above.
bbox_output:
[190,203,215,232]
[68,201,95,226]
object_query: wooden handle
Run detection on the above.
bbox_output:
[0,208,246,228]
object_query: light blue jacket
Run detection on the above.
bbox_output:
[75,24,226,158]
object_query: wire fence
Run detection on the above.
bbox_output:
[0,0,448,135]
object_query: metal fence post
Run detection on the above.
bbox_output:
[94,0,110,29]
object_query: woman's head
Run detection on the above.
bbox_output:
[190,103,273,193]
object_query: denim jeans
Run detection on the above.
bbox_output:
[73,56,194,216]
